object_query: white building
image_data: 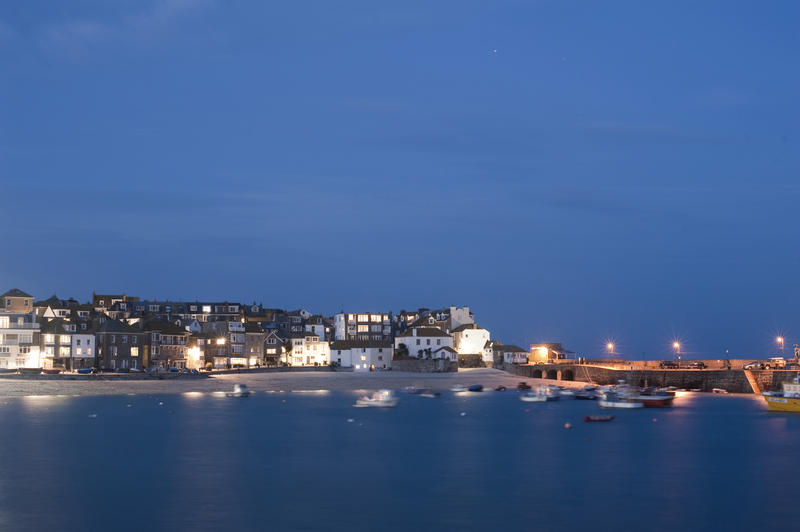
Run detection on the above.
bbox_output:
[0,289,41,370]
[394,326,454,360]
[452,323,491,363]
[495,344,528,365]
[286,332,330,366]
[304,315,329,341]
[330,340,392,371]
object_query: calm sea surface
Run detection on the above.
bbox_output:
[0,390,798,531]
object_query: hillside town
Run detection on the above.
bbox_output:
[0,288,564,373]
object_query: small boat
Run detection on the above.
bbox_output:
[355,390,398,408]
[517,382,532,391]
[42,369,61,375]
[597,391,643,409]
[763,378,800,412]
[226,384,251,398]
[637,389,675,407]
[76,368,94,375]
[450,384,468,393]
[404,386,422,395]
[584,385,598,391]
[18,368,43,376]
[584,415,615,423]
[575,390,596,400]
[495,385,507,391]
[520,386,560,402]
[468,384,483,392]
[559,389,576,398]
[712,388,728,394]
[420,390,440,398]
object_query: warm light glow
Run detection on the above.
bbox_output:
[673,342,680,351]
[777,336,784,344]
[606,342,614,352]
[216,338,225,345]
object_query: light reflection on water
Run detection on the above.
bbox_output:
[0,391,798,531]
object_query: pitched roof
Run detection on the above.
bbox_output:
[494,344,526,353]
[2,288,32,298]
[451,323,483,333]
[433,346,457,353]
[330,340,392,350]
[143,320,187,335]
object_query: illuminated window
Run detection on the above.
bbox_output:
[357,325,369,333]
[131,347,139,357]
[361,355,366,361]
[370,314,382,323]
[357,314,369,322]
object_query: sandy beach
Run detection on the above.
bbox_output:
[0,368,589,397]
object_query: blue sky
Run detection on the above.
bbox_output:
[2,0,799,359]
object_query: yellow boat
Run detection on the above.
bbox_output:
[763,378,800,412]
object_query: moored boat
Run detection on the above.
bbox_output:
[468,384,483,392]
[575,390,596,400]
[355,389,398,408]
[517,382,532,391]
[637,389,675,407]
[597,391,644,409]
[520,386,560,402]
[420,390,440,398]
[495,385,507,391]
[559,388,576,398]
[226,384,251,397]
[584,415,615,423]
[763,378,800,412]
[450,384,468,393]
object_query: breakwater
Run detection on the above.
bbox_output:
[506,363,800,393]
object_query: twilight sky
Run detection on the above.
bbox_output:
[2,1,799,359]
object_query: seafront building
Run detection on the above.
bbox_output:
[1,287,503,373]
[0,289,41,369]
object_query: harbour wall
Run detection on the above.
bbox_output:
[391,359,458,373]
[505,364,800,393]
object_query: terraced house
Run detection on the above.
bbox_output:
[0,289,41,369]
[95,320,146,370]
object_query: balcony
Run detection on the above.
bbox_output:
[0,322,39,330]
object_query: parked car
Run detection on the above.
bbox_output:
[659,360,680,369]
[766,357,786,369]
[687,361,706,369]
[115,367,130,373]
[744,361,766,370]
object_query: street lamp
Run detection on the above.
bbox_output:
[777,336,785,355]
[606,342,615,355]
[673,341,681,360]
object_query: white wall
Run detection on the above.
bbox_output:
[395,328,454,358]
[453,327,490,356]
[334,345,392,371]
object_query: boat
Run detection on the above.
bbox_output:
[584,385,598,391]
[575,390,596,400]
[517,382,532,391]
[76,368,94,375]
[763,378,800,412]
[404,386,422,395]
[520,386,560,402]
[42,369,61,375]
[637,388,675,407]
[712,388,728,394]
[495,385,507,391]
[18,368,42,376]
[226,384,251,398]
[420,390,440,398]
[559,389,576,398]
[354,389,398,408]
[468,384,483,392]
[584,415,615,423]
[450,384,468,393]
[597,391,644,409]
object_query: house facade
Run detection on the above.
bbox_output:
[334,312,392,341]
[95,320,146,370]
[286,331,330,366]
[394,326,454,359]
[452,323,491,361]
[330,340,392,371]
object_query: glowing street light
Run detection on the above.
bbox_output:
[777,336,785,354]
[673,341,681,360]
[606,342,615,354]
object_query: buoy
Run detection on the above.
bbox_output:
[126,404,132,408]
[564,422,572,429]
[158,401,164,406]
[347,418,354,423]
[652,418,658,423]
[88,413,97,418]
[460,412,467,417]
[524,408,530,413]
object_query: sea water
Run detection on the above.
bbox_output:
[0,391,797,531]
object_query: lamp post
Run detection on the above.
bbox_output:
[673,341,681,361]
[777,336,785,356]
[606,342,615,355]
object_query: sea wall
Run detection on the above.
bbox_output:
[457,354,484,368]
[505,364,800,393]
[391,359,458,373]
